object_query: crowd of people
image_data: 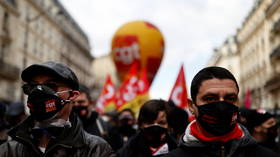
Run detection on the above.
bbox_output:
[0,61,279,157]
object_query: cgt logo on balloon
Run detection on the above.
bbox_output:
[111,21,164,85]
[112,35,140,66]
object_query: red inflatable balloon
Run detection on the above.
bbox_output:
[111,21,164,85]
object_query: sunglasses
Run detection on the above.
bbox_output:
[22,82,67,95]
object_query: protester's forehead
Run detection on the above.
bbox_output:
[198,78,238,94]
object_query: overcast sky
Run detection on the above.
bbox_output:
[59,0,254,99]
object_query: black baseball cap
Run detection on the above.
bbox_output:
[21,61,79,90]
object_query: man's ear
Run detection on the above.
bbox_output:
[188,98,195,114]
[69,90,80,100]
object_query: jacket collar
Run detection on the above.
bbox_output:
[180,121,258,156]
[181,120,257,147]
[8,113,86,148]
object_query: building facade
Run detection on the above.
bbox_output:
[0,0,93,103]
[207,36,240,84]
[208,0,280,110]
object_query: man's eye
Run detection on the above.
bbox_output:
[225,97,237,103]
[204,97,217,103]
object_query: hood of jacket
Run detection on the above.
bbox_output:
[179,120,258,156]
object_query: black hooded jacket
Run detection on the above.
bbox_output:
[117,130,177,157]
[0,113,115,157]
[163,122,279,157]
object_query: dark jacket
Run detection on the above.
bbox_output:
[0,113,115,157]
[82,111,109,137]
[117,131,177,157]
[163,122,279,157]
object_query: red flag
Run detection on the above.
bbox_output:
[169,64,195,121]
[116,63,139,110]
[244,89,251,109]
[96,75,116,113]
[134,68,150,117]
[169,65,188,108]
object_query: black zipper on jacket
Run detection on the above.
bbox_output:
[220,145,225,157]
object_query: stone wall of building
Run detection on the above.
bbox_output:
[208,0,280,110]
[0,0,93,103]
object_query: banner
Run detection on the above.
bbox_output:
[116,63,151,117]
[135,68,150,117]
[116,63,139,111]
[96,75,116,113]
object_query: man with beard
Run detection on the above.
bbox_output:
[164,66,278,157]
[72,83,108,137]
[117,99,177,157]
[0,61,115,157]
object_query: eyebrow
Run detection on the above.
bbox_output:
[202,93,219,97]
[224,93,238,97]
[201,93,238,99]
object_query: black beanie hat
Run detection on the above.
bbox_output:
[239,108,274,132]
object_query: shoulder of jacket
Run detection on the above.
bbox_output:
[84,131,105,143]
[83,131,113,149]
[0,140,24,156]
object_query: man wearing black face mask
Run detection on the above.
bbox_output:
[105,109,137,152]
[0,61,115,157]
[117,109,136,143]
[72,83,109,138]
[117,99,177,157]
[164,66,278,157]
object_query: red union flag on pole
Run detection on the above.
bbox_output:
[169,64,195,121]
[169,64,188,109]
[116,62,139,111]
[96,75,116,113]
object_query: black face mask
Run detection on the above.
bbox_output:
[141,125,167,148]
[27,85,70,121]
[262,125,279,146]
[119,118,135,136]
[72,106,88,118]
[197,101,239,136]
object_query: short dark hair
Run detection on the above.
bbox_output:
[137,99,169,127]
[191,66,239,103]
[119,108,135,119]
[79,83,92,101]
